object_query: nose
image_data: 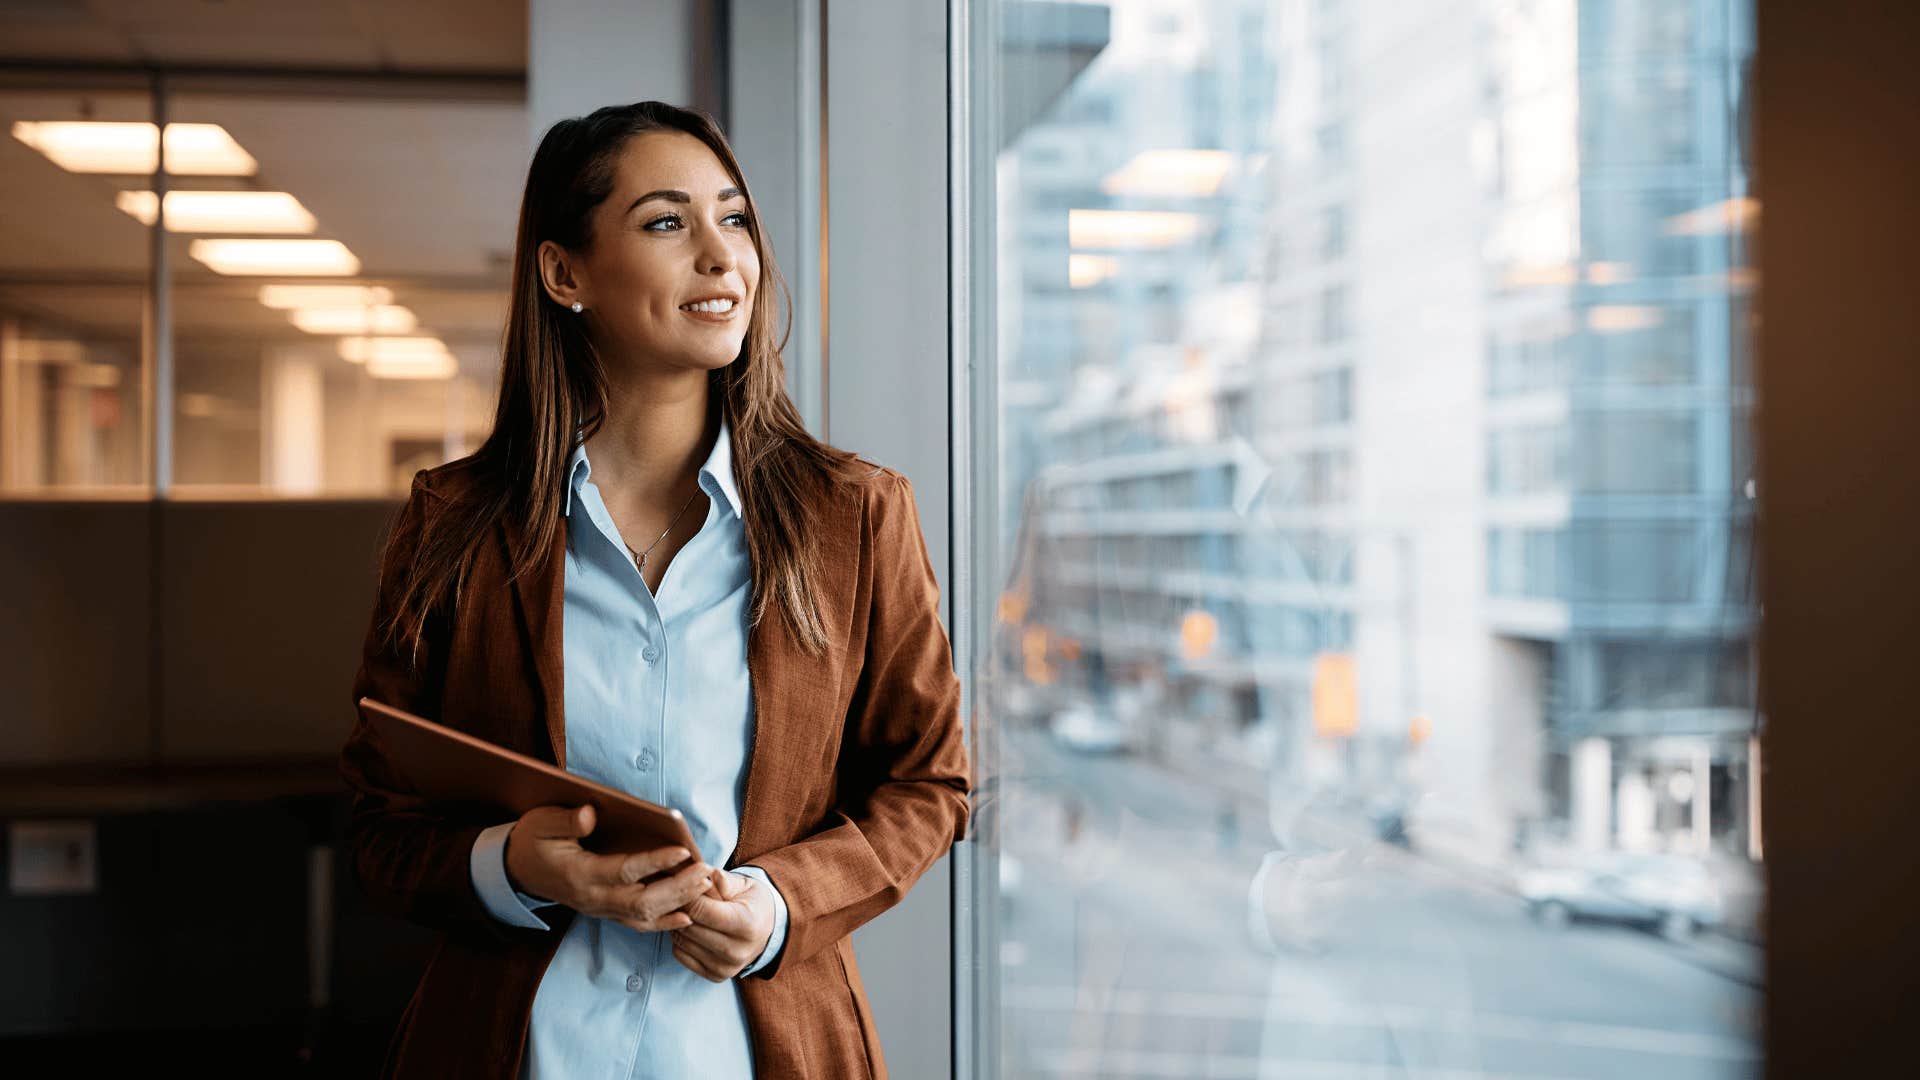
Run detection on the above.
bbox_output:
[695,223,736,277]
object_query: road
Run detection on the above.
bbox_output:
[991,730,1762,1079]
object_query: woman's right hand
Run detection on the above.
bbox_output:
[503,804,714,933]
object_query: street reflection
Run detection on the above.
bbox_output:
[997,722,1760,1078]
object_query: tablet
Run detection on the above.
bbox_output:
[356,696,701,870]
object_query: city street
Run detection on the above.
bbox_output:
[994,730,1763,1079]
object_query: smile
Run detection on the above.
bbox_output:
[679,298,738,315]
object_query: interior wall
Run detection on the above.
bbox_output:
[0,501,399,767]
[0,503,154,767]
[1755,2,1920,1075]
[527,0,725,149]
[823,2,959,1077]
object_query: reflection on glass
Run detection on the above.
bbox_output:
[3,86,518,498]
[0,90,153,493]
[973,1,1761,1077]
[164,92,516,494]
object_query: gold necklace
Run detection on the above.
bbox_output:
[624,486,703,574]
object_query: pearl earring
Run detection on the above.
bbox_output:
[570,301,583,313]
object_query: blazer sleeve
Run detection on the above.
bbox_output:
[746,471,972,978]
[337,474,544,948]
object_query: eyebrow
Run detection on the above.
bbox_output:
[627,187,746,215]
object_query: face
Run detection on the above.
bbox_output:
[543,131,760,375]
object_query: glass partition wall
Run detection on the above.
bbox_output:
[0,84,153,493]
[962,1,1762,1077]
[1,77,519,499]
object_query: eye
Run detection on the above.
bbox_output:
[724,210,751,228]
[643,214,684,232]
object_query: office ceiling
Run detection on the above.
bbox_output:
[0,2,528,355]
[0,0,525,72]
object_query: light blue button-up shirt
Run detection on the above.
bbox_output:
[467,413,788,1079]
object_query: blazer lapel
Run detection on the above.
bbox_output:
[736,495,863,861]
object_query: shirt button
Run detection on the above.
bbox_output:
[635,749,655,773]
[626,974,646,993]
[642,645,661,663]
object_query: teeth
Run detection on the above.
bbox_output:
[681,298,736,313]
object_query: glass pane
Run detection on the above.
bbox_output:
[165,92,517,496]
[0,88,153,495]
[969,1,1762,1077]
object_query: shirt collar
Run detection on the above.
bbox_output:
[564,412,744,521]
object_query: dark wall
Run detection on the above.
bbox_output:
[1756,2,1920,1075]
[0,498,440,1071]
[0,500,401,765]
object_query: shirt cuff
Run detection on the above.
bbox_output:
[731,865,788,977]
[469,821,559,931]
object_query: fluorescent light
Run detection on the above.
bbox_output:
[340,334,458,380]
[1068,209,1203,250]
[290,306,418,334]
[115,190,317,233]
[337,336,451,365]
[1101,150,1235,197]
[367,352,458,380]
[1586,305,1666,333]
[188,239,360,276]
[258,284,393,309]
[1069,254,1118,288]
[10,121,257,175]
[1663,197,1759,237]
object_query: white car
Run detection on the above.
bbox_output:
[1519,852,1725,940]
[1049,704,1132,754]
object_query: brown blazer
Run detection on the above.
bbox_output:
[337,458,971,1078]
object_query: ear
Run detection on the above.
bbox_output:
[537,239,586,310]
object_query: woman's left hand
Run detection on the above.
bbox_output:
[670,868,777,982]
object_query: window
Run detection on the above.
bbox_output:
[1573,411,1699,493]
[1570,521,1699,602]
[1490,526,1566,598]
[1488,317,1574,395]
[1585,188,1704,277]
[1581,305,1698,384]
[1581,65,1697,167]
[1,83,516,497]
[967,1,1759,1075]
[1489,425,1569,494]
[1,88,153,492]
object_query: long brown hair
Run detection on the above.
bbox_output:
[380,101,872,666]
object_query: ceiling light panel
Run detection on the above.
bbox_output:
[11,121,257,175]
[290,306,419,335]
[115,190,317,233]
[189,239,361,276]
[258,285,394,309]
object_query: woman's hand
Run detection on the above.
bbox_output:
[504,804,715,933]
[670,868,778,981]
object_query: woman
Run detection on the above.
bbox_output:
[338,101,970,1079]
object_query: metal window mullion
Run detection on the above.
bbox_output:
[146,70,172,766]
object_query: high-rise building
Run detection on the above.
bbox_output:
[997,0,1758,872]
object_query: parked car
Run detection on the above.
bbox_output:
[1049,703,1133,754]
[1519,852,1724,940]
